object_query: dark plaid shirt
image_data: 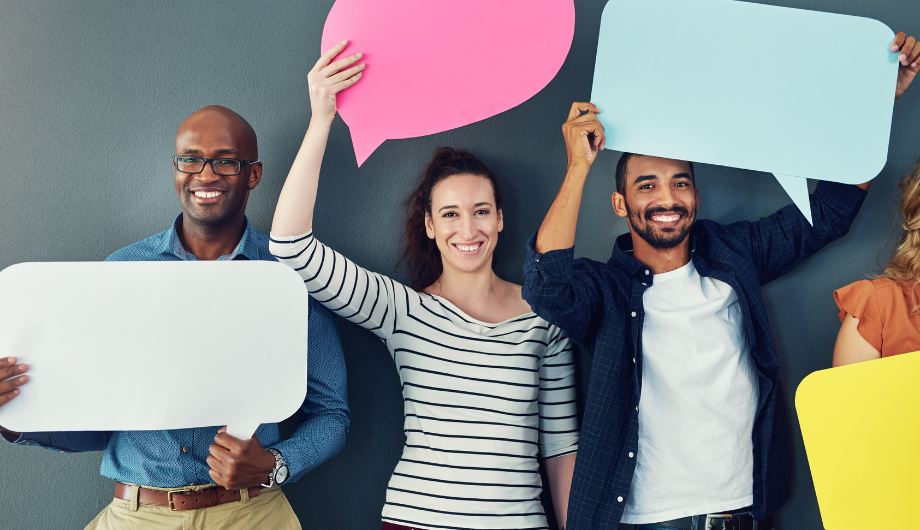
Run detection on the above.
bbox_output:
[522,181,865,529]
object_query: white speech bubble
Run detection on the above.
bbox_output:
[0,261,310,440]
[591,0,899,223]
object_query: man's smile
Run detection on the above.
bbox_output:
[649,212,682,226]
[191,187,227,205]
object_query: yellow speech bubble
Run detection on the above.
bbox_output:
[796,351,920,529]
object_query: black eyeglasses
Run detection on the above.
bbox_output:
[172,155,260,176]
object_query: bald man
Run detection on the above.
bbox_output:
[0,106,350,530]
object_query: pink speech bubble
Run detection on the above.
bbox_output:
[321,0,575,166]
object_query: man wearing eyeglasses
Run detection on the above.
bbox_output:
[0,105,350,530]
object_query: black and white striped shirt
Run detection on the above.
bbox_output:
[271,232,578,530]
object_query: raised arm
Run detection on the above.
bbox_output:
[271,41,365,237]
[271,43,417,340]
[535,102,606,253]
[523,103,608,348]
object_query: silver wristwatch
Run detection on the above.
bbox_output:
[264,448,289,487]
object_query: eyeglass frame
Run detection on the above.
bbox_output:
[172,155,260,176]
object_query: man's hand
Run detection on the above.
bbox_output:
[893,32,920,99]
[562,102,606,171]
[207,427,276,490]
[0,357,28,440]
[308,40,365,125]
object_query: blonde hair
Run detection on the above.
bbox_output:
[880,157,920,313]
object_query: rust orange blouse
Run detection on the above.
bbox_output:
[834,278,920,357]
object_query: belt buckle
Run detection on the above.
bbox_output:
[704,514,740,530]
[166,487,196,511]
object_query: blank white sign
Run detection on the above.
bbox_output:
[0,261,310,440]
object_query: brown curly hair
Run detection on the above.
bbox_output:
[397,147,504,291]
[881,156,920,312]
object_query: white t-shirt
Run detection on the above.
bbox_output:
[620,259,758,524]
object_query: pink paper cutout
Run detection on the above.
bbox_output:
[322,0,575,166]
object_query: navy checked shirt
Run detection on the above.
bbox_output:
[11,214,350,488]
[522,181,866,529]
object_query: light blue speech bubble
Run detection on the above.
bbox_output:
[591,0,899,223]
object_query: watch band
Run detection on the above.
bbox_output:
[265,448,288,487]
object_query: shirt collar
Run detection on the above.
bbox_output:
[608,230,701,281]
[159,213,259,261]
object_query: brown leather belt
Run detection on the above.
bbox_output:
[114,482,263,511]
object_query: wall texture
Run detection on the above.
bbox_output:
[0,1,918,528]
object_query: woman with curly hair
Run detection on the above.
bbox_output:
[269,41,578,530]
[834,157,920,366]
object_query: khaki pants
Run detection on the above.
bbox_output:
[84,486,302,530]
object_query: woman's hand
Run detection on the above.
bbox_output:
[308,40,365,124]
[271,41,364,237]
[893,32,920,100]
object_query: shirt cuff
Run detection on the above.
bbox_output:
[523,232,577,284]
[9,432,51,447]
[813,181,867,222]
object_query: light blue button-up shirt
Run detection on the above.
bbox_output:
[11,214,350,487]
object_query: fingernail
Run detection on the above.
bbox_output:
[3,357,12,363]
[900,54,907,61]
[19,376,28,383]
[356,72,362,77]
[341,40,347,44]
[12,389,18,395]
[356,53,362,58]
[359,63,366,68]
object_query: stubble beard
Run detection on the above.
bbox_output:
[625,203,695,250]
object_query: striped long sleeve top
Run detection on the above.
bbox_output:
[271,232,579,530]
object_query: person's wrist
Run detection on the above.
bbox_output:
[308,113,336,129]
[260,448,276,473]
[564,162,591,179]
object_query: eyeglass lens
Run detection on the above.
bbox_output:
[175,157,242,175]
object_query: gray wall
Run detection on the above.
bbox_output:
[0,1,917,528]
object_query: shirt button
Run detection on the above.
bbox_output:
[644,270,650,275]
[617,496,624,502]
[642,283,647,286]
[629,452,634,458]
[182,446,190,453]
[631,312,637,317]
[632,358,636,363]
[635,406,639,412]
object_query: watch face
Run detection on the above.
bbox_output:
[276,465,289,484]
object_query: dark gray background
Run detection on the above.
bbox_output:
[0,1,917,528]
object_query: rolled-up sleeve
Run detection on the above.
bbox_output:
[522,233,602,349]
[733,181,866,286]
[268,297,349,483]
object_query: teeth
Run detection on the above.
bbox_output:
[195,191,222,199]
[652,215,679,222]
[457,243,481,252]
